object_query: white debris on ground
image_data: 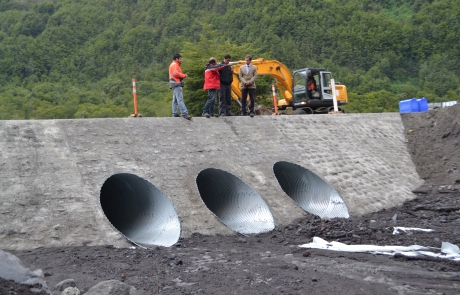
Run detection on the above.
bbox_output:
[392,227,435,235]
[299,237,460,262]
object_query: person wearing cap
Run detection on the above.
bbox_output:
[218,54,234,116]
[202,57,231,118]
[169,53,192,120]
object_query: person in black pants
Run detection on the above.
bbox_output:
[218,54,234,116]
[239,55,258,117]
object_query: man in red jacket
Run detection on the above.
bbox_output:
[202,57,231,118]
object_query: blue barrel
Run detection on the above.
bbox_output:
[399,98,419,113]
[417,97,428,112]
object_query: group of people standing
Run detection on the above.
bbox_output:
[168,54,258,120]
[201,54,233,118]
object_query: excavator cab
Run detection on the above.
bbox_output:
[291,68,346,113]
[292,68,323,106]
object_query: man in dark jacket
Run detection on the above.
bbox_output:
[218,54,234,116]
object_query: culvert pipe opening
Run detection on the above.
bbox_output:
[100,173,180,247]
[196,168,274,234]
[273,161,349,218]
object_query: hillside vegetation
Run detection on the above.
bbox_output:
[0,0,459,119]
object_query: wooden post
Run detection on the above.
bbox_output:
[132,78,138,117]
[272,84,279,115]
[328,78,341,114]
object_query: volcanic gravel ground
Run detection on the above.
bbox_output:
[2,104,460,294]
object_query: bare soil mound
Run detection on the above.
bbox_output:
[401,103,460,188]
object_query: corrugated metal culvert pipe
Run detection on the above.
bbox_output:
[273,161,349,218]
[196,168,275,234]
[100,173,180,247]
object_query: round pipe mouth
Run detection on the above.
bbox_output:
[196,168,275,234]
[273,161,349,218]
[100,173,180,247]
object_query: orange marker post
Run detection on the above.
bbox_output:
[132,78,138,117]
[272,84,279,115]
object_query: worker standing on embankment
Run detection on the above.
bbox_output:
[239,55,257,117]
[169,53,192,120]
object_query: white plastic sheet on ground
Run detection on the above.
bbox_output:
[299,237,460,262]
[392,227,435,235]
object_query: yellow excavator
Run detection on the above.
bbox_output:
[231,58,348,114]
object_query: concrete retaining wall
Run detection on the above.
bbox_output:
[0,114,423,250]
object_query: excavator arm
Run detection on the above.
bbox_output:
[231,58,293,106]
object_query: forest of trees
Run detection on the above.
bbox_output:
[0,0,459,119]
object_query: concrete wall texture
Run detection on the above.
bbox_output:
[0,113,423,250]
